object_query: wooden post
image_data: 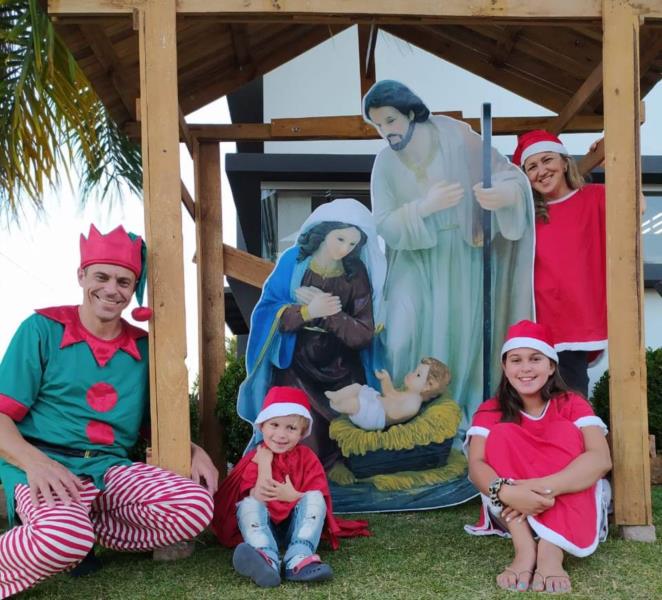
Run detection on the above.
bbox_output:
[194,141,226,476]
[137,0,191,477]
[602,0,654,540]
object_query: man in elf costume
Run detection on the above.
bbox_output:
[0,225,217,598]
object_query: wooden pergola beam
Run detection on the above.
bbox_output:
[163,114,604,142]
[602,0,653,538]
[47,0,662,20]
[194,141,226,473]
[549,62,603,134]
[137,0,191,476]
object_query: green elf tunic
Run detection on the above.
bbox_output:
[0,306,149,525]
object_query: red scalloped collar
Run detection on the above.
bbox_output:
[36,305,147,367]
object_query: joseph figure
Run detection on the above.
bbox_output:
[364,80,535,433]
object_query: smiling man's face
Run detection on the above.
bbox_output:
[78,263,136,325]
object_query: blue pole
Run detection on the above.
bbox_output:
[481,103,492,402]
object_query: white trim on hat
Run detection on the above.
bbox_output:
[521,141,567,165]
[501,336,558,362]
[255,402,313,438]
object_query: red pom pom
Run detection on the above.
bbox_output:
[132,306,153,321]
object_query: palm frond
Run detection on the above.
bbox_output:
[0,0,142,218]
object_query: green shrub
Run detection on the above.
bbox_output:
[216,343,252,465]
[591,347,662,443]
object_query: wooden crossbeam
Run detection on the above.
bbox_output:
[223,245,273,288]
[168,114,603,142]
[46,1,662,20]
[549,62,603,134]
[490,26,522,67]
[181,181,195,219]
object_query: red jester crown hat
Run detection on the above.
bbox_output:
[80,224,142,277]
[80,225,152,321]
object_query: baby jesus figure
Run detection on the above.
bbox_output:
[325,357,450,431]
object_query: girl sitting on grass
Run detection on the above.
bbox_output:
[465,320,612,593]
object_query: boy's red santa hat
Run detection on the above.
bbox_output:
[501,320,558,362]
[512,130,568,167]
[80,224,152,321]
[255,386,313,437]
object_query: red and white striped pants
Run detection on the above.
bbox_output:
[0,462,213,599]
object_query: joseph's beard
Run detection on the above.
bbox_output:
[387,120,416,151]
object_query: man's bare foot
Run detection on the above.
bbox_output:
[532,540,571,593]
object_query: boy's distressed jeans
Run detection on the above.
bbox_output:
[236,490,326,571]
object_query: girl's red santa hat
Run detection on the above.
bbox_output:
[501,320,558,362]
[255,386,313,437]
[512,130,568,167]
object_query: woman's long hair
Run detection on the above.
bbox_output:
[533,154,585,222]
[495,358,570,423]
[296,221,368,279]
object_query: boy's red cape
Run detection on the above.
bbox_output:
[212,445,370,549]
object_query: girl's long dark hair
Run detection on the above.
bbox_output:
[296,221,368,279]
[495,359,570,423]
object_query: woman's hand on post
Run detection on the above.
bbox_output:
[418,181,464,218]
[307,292,342,319]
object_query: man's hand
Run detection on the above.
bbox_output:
[295,286,324,305]
[24,456,84,508]
[473,181,520,211]
[273,475,303,503]
[418,181,464,218]
[191,442,219,496]
[307,292,342,319]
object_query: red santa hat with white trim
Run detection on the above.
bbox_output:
[501,320,558,362]
[255,386,313,438]
[512,130,568,167]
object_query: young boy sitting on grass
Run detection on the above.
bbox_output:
[212,386,370,588]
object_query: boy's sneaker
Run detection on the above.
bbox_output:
[232,543,281,587]
[284,554,333,582]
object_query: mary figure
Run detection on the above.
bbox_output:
[237,198,386,468]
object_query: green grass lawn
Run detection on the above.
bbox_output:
[4,487,661,600]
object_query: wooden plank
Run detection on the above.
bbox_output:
[181,180,195,220]
[179,106,194,156]
[602,0,652,528]
[223,245,274,288]
[549,62,603,134]
[48,1,662,20]
[48,1,606,19]
[137,0,191,477]
[186,113,604,141]
[194,141,226,474]
[357,24,378,98]
[577,137,604,176]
